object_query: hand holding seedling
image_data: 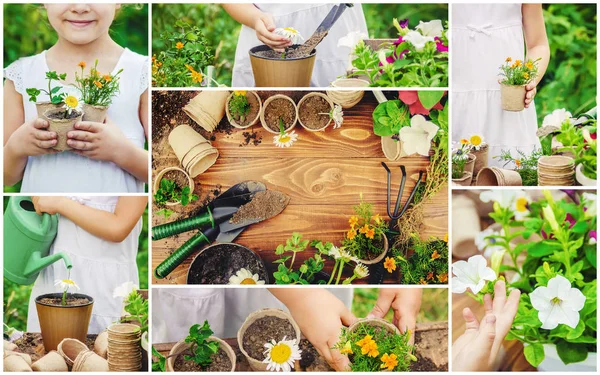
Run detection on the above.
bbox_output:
[6,118,59,157]
[452,280,520,371]
[367,288,422,345]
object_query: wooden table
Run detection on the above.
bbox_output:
[152,91,448,284]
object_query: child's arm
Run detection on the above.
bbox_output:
[3,81,59,186]
[522,4,550,108]
[32,196,147,243]
[222,4,292,51]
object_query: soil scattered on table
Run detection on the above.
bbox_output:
[13,333,97,363]
[173,347,232,372]
[230,190,290,225]
[263,98,295,132]
[230,92,260,127]
[46,110,81,120]
[242,316,296,360]
[241,131,262,147]
[38,296,91,306]
[299,95,331,130]
[286,31,326,59]
[410,326,448,372]
[299,338,332,371]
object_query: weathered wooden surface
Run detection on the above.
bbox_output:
[152,91,448,284]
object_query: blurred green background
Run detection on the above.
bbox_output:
[152,3,448,86]
[3,199,148,333]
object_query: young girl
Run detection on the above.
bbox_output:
[4,4,148,193]
[27,196,147,334]
[452,4,550,167]
[223,3,368,87]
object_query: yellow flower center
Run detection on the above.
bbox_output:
[551,297,562,305]
[278,135,291,143]
[270,343,292,364]
[470,135,482,146]
[515,197,528,213]
[284,27,298,34]
[240,278,256,285]
[63,279,75,285]
[64,96,79,109]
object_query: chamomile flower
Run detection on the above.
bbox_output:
[55,279,80,291]
[331,105,344,129]
[228,268,265,285]
[274,27,304,45]
[328,245,342,260]
[63,92,83,115]
[273,131,298,148]
[469,134,486,150]
[263,336,302,372]
[353,263,369,279]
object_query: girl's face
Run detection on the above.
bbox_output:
[45,4,120,45]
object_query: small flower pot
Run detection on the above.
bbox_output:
[35,293,94,352]
[168,125,219,177]
[260,94,298,134]
[249,45,316,87]
[107,323,142,372]
[35,102,62,118]
[43,108,83,151]
[358,235,389,265]
[452,194,481,260]
[464,154,476,176]
[326,78,369,109]
[576,163,596,186]
[237,308,301,371]
[166,337,236,372]
[82,103,108,123]
[57,338,89,367]
[93,331,109,358]
[348,317,400,335]
[500,83,526,112]
[4,351,32,366]
[226,91,262,129]
[72,350,109,372]
[469,145,488,179]
[153,167,195,206]
[297,92,334,132]
[476,167,523,186]
[4,354,32,372]
[537,155,575,186]
[31,351,68,372]
[452,171,473,186]
[183,91,230,132]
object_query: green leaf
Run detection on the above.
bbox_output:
[523,343,545,367]
[566,319,585,340]
[417,91,444,110]
[528,241,563,257]
[571,221,588,234]
[556,340,588,364]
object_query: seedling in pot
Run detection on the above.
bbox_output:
[26,71,67,105]
[154,178,198,207]
[183,322,219,367]
[343,198,389,263]
[55,278,79,306]
[228,91,251,124]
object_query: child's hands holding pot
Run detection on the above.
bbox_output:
[31,196,68,215]
[254,13,291,52]
[367,288,422,345]
[7,118,58,157]
[524,83,537,108]
[66,117,131,162]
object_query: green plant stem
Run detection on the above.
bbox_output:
[62,290,67,306]
[335,261,346,285]
[289,252,297,271]
[328,261,339,285]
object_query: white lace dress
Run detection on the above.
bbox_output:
[451,4,541,167]
[4,48,148,193]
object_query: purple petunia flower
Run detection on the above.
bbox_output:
[434,37,448,53]
[400,18,409,28]
[589,230,597,245]
[565,213,576,229]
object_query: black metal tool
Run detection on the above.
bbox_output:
[381,162,424,226]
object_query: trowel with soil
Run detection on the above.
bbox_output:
[153,182,290,279]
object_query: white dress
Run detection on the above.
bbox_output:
[27,196,142,335]
[152,288,353,343]
[452,4,540,167]
[4,48,148,193]
[232,3,368,87]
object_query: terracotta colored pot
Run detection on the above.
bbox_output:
[249,45,316,87]
[35,293,93,352]
[43,109,83,151]
[31,351,68,372]
[237,308,301,371]
[464,154,476,176]
[153,167,195,206]
[82,103,108,123]
[183,91,229,132]
[358,234,389,265]
[452,172,473,186]
[297,92,334,132]
[452,194,481,260]
[57,338,88,367]
[226,91,262,129]
[500,83,526,112]
[166,337,236,372]
[476,167,522,186]
[35,102,62,118]
[326,79,369,109]
[260,94,298,134]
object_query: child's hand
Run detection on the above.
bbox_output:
[254,13,291,52]
[367,288,422,344]
[452,280,520,371]
[31,196,67,215]
[67,116,128,162]
[524,83,537,108]
[7,118,58,157]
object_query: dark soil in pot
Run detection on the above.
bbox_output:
[242,316,297,360]
[362,237,385,261]
[230,93,260,127]
[161,170,188,190]
[263,98,295,132]
[299,96,331,130]
[253,44,315,60]
[46,110,81,120]
[173,348,232,372]
[230,190,290,225]
[187,243,268,284]
[37,295,91,307]
[287,32,326,58]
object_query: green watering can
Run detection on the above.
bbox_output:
[4,196,72,285]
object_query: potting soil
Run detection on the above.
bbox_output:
[160,170,189,193]
[263,98,295,132]
[299,95,331,129]
[230,190,290,225]
[299,338,333,371]
[46,110,81,120]
[231,93,260,127]
[173,348,232,372]
[286,31,327,59]
[38,296,90,306]
[242,316,296,360]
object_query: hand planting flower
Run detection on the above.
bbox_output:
[263,336,302,372]
[228,268,266,285]
[529,275,586,330]
[398,115,439,156]
[274,27,303,45]
[451,255,496,294]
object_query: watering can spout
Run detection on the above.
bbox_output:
[24,251,72,278]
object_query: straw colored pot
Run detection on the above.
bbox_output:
[358,235,389,265]
[297,92,334,132]
[260,94,298,134]
[93,331,109,358]
[538,155,575,186]
[183,91,229,132]
[82,103,108,123]
[168,124,219,177]
[166,337,236,372]
[31,351,68,372]
[72,350,109,372]
[453,172,473,187]
[237,308,301,371]
[4,354,32,372]
[464,154,476,176]
[226,91,262,129]
[4,351,32,365]
[35,102,62,118]
[43,109,83,151]
[35,293,94,352]
[107,323,142,372]
[452,194,481,260]
[576,164,596,186]
[348,318,400,335]
[154,167,194,206]
[57,338,89,367]
[500,83,526,112]
[4,340,17,351]
[470,145,488,179]
[476,167,523,186]
[249,45,316,87]
[326,78,369,109]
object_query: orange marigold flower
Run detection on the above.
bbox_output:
[419,278,427,285]
[515,159,522,168]
[380,353,398,371]
[185,64,195,72]
[94,81,103,88]
[460,138,469,145]
[443,233,448,243]
[348,216,359,228]
[152,55,156,63]
[103,75,112,82]
[526,61,534,69]
[191,70,203,83]
[437,273,448,283]
[365,227,375,239]
[505,57,512,62]
[374,214,382,225]
[431,250,441,260]
[515,60,522,66]
[359,224,370,234]
[523,73,529,80]
[347,229,357,241]
[78,61,86,68]
[383,257,397,273]
[427,272,434,281]
[176,41,184,49]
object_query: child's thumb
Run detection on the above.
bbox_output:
[262,15,276,31]
[476,314,496,351]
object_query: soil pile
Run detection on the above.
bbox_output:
[230,190,290,225]
[173,348,231,372]
[287,31,327,59]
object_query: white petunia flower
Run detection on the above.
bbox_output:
[475,227,505,258]
[273,131,298,148]
[228,268,265,285]
[378,49,391,66]
[398,115,439,156]
[582,192,597,219]
[451,255,496,294]
[542,108,572,129]
[274,27,304,45]
[55,279,80,292]
[529,275,586,330]
[113,281,139,298]
[263,336,302,372]
[480,190,517,208]
[415,20,444,37]
[354,263,369,279]
[337,30,368,49]
[331,105,344,129]
[403,30,435,52]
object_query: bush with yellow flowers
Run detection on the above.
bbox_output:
[390,234,448,284]
[499,57,541,86]
[75,60,123,106]
[342,199,388,262]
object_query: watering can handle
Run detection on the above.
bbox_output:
[40,213,52,232]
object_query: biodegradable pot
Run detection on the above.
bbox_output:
[237,308,301,371]
[93,331,109,358]
[226,91,262,129]
[4,340,17,351]
[35,102,62,118]
[187,243,269,284]
[476,167,522,186]
[31,351,68,372]
[153,167,195,206]
[533,343,597,372]
[500,83,526,111]
[43,109,83,151]
[168,125,219,177]
[452,171,473,187]
[82,103,108,123]
[260,94,298,134]
[470,145,488,179]
[72,350,109,372]
[4,351,32,365]
[166,337,236,372]
[452,194,481,260]
[357,235,388,265]
[249,45,316,87]
[57,338,89,367]
[537,155,575,186]
[297,92,334,132]
[4,354,32,372]
[35,293,94,352]
[183,91,230,132]
[576,163,596,186]
[464,154,476,176]
[348,317,400,335]
[326,78,369,109]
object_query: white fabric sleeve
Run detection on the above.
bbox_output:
[4,59,24,94]
[138,56,149,96]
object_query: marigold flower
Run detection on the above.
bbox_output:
[526,61,534,70]
[383,257,397,273]
[380,353,398,371]
[365,227,375,239]
[340,341,353,355]
[431,250,441,260]
[437,273,448,283]
[78,61,86,69]
[94,81,103,88]
[515,60,522,67]
[443,233,448,243]
[348,216,359,228]
[419,278,427,285]
[346,229,357,241]
[185,64,195,72]
[515,159,522,168]
[191,70,203,83]
[356,334,373,348]
[360,340,379,357]
[176,41,184,49]
[359,224,370,234]
[427,272,434,281]
[103,75,112,82]
[152,55,156,63]
[505,57,512,62]
[234,90,246,96]
[460,138,469,145]
[374,214,382,225]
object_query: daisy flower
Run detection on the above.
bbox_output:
[263,336,302,372]
[228,268,265,285]
[273,131,298,148]
[55,279,80,291]
[274,27,304,45]
[63,92,83,115]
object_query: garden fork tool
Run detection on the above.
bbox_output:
[381,162,424,229]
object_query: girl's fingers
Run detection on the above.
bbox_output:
[462,307,480,331]
[68,130,95,142]
[34,130,57,140]
[32,118,49,129]
[67,139,93,150]
[476,314,496,351]
[492,280,507,314]
[505,289,521,317]
[483,293,493,315]
[36,139,58,149]
[74,121,102,133]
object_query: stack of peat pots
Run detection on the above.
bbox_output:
[107,323,142,372]
[538,156,575,186]
[183,91,229,132]
[168,125,218,178]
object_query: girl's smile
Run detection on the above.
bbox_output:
[65,19,96,29]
